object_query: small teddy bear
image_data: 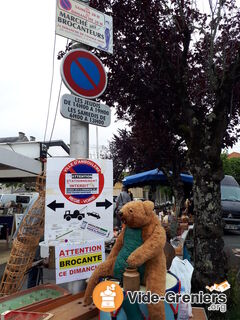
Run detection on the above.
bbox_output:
[84,200,166,320]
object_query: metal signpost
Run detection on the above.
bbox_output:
[60,47,108,157]
[52,0,113,290]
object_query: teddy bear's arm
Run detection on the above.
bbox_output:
[106,228,125,260]
[127,225,166,267]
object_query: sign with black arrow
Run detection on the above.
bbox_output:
[96,199,112,210]
[47,200,65,212]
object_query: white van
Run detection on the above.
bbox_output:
[0,193,39,209]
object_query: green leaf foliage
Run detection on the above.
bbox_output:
[221,154,240,184]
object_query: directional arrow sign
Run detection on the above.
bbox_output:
[45,158,113,243]
[47,200,65,212]
[96,199,112,210]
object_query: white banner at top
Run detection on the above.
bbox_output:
[56,0,113,54]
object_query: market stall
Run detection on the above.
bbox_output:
[0,161,208,320]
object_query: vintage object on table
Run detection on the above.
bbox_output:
[192,307,208,320]
[99,271,181,320]
[181,215,189,223]
[174,245,183,256]
[27,293,98,320]
[1,310,53,320]
[0,284,69,315]
[164,242,176,270]
[123,267,140,292]
[178,223,188,236]
[180,223,188,231]
[188,217,194,225]
[0,175,46,296]
[170,237,184,257]
[48,246,55,269]
[84,200,167,320]
[0,216,14,246]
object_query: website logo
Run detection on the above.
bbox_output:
[206,280,231,293]
[92,281,124,312]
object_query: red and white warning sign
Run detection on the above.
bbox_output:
[45,158,113,244]
[59,159,104,205]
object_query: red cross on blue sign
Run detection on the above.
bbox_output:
[61,49,107,99]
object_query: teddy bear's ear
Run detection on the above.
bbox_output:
[142,201,154,215]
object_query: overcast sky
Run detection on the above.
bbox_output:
[0,0,126,157]
[0,0,239,156]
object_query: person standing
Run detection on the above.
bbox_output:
[128,190,133,201]
[115,186,131,227]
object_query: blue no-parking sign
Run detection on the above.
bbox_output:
[61,49,107,99]
[60,0,72,11]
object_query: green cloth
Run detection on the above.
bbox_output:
[122,296,144,320]
[113,227,145,282]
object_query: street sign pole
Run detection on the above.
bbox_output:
[68,0,89,293]
[96,126,99,159]
[70,0,89,159]
[70,120,89,158]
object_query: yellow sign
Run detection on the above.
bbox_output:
[59,252,102,269]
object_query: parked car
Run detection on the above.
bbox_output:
[64,210,85,221]
[221,175,240,231]
[87,212,101,219]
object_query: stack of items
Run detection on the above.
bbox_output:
[0,176,45,296]
[170,237,184,257]
[1,310,53,319]
[0,284,97,320]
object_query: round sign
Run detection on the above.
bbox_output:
[60,0,72,11]
[61,49,107,99]
[59,159,104,205]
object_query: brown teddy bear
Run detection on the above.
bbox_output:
[84,200,166,320]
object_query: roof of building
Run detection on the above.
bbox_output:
[0,132,29,144]
[227,152,240,159]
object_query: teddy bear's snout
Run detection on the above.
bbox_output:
[118,210,123,218]
[119,210,128,224]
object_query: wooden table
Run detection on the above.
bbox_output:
[22,292,98,320]
[191,307,208,319]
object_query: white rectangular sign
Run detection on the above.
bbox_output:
[60,94,111,127]
[65,173,99,194]
[55,240,105,284]
[56,0,113,54]
[45,158,113,244]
